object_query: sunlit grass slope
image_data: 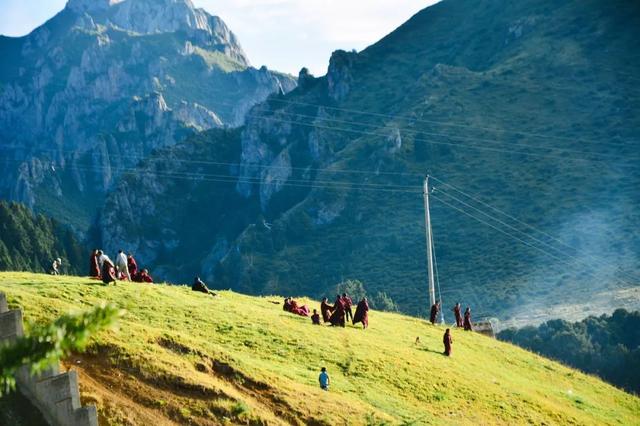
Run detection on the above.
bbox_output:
[1,272,638,425]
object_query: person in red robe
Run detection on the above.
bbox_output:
[430,301,440,325]
[443,328,453,356]
[342,293,354,322]
[452,302,463,328]
[127,254,138,278]
[463,307,473,331]
[283,297,292,312]
[320,297,333,323]
[101,257,117,285]
[138,269,154,283]
[89,249,100,278]
[352,297,369,329]
[133,269,154,283]
[311,309,321,325]
[329,295,345,327]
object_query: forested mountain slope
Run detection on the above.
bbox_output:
[99,0,640,322]
[0,201,85,274]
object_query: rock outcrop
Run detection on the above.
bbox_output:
[0,0,296,227]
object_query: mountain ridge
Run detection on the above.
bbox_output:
[0,0,296,229]
[97,0,640,324]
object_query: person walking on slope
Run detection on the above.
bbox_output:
[352,297,369,329]
[319,367,330,391]
[452,302,463,328]
[342,293,354,322]
[115,250,130,281]
[430,300,440,325]
[463,307,473,331]
[443,328,453,356]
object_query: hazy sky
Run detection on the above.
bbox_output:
[0,0,437,76]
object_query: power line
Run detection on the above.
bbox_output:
[430,175,640,284]
[263,96,640,149]
[242,113,640,167]
[435,188,636,288]
[430,193,631,290]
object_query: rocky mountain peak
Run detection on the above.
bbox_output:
[66,0,249,65]
[66,0,125,14]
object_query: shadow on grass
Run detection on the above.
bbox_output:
[417,347,447,356]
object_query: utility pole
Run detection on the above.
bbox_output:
[423,175,436,311]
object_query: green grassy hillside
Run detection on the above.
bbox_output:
[1,272,638,425]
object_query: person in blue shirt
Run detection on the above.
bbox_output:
[319,367,330,391]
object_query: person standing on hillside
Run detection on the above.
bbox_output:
[430,300,440,325]
[443,328,453,356]
[97,250,107,271]
[352,297,369,329]
[115,250,130,281]
[49,258,62,275]
[452,302,463,328]
[318,367,330,391]
[320,297,333,323]
[89,249,100,278]
[463,307,473,331]
[330,294,346,327]
[127,253,138,278]
[342,293,354,322]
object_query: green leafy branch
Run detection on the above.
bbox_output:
[0,303,122,396]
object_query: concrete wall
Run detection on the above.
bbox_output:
[0,292,98,426]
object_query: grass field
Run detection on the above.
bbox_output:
[1,272,639,425]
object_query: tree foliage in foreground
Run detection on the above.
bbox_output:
[0,303,122,395]
[498,309,640,394]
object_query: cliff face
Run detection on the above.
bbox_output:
[0,0,296,229]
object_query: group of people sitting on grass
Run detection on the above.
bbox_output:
[282,293,370,329]
[89,249,153,285]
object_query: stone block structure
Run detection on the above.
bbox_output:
[0,292,98,426]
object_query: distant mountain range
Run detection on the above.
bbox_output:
[1,0,639,324]
[0,0,295,229]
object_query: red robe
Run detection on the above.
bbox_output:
[320,301,333,322]
[453,306,463,327]
[101,261,116,284]
[430,304,439,324]
[128,257,138,277]
[89,254,100,278]
[329,297,345,327]
[289,300,310,317]
[464,311,473,331]
[352,300,369,328]
[443,332,452,356]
